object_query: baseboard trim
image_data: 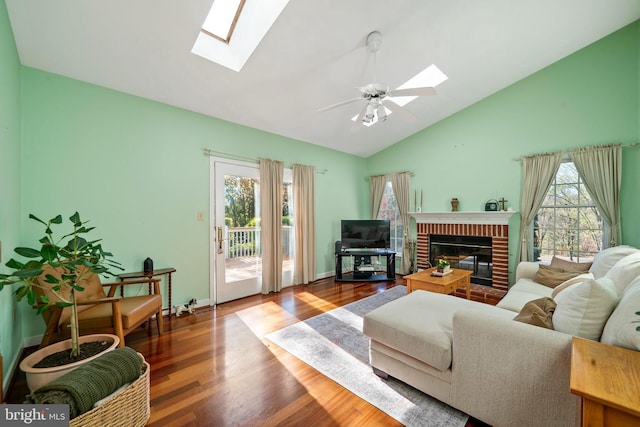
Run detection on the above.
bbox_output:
[316,271,334,280]
[3,342,25,400]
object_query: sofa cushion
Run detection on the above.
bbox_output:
[605,251,640,295]
[601,277,640,351]
[534,265,582,288]
[589,245,639,279]
[363,290,514,372]
[513,297,556,329]
[496,279,553,312]
[552,277,618,340]
[550,256,592,273]
[551,273,594,299]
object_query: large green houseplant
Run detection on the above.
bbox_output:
[0,212,121,358]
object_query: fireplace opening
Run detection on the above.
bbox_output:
[429,234,493,286]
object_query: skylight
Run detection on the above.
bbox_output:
[201,0,246,44]
[192,0,290,72]
[351,64,448,126]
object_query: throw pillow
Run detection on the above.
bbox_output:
[550,256,592,273]
[601,277,640,351]
[605,251,640,295]
[552,277,618,341]
[514,297,557,329]
[590,245,639,279]
[551,273,594,299]
[534,265,581,288]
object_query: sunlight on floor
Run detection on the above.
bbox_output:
[234,300,343,425]
[235,301,299,338]
[294,291,340,312]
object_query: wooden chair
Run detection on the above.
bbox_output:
[34,266,163,348]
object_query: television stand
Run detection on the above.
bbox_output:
[335,250,395,282]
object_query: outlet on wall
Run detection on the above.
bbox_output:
[197,211,205,221]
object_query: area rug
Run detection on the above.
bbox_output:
[265,286,469,427]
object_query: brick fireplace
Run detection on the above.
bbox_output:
[411,212,516,292]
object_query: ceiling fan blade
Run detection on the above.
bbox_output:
[351,104,368,131]
[388,87,437,97]
[317,97,363,112]
[384,100,416,122]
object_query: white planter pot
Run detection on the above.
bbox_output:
[20,333,120,392]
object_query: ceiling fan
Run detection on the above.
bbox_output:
[318,31,437,129]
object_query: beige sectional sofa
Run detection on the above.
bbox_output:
[363,245,640,427]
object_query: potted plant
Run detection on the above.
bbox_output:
[436,257,451,273]
[0,212,123,388]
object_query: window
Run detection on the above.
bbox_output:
[377,181,403,258]
[201,0,246,44]
[533,162,604,263]
[192,0,290,72]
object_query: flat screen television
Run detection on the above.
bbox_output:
[340,220,391,250]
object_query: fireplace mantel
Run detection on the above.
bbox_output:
[410,211,517,225]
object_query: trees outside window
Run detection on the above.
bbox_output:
[377,181,403,257]
[224,176,292,258]
[224,176,290,227]
[224,176,256,227]
[533,162,603,262]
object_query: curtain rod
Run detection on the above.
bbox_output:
[203,148,327,173]
[513,142,638,161]
[365,171,414,180]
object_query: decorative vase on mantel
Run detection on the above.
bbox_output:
[451,198,459,212]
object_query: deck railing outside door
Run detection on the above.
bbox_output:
[226,226,293,258]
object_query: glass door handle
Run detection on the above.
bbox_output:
[217,226,224,254]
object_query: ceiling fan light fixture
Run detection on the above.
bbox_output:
[363,103,375,123]
[377,104,387,121]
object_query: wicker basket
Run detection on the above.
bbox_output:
[70,353,150,427]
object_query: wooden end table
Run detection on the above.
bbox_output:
[570,337,640,427]
[404,267,471,299]
[119,267,176,314]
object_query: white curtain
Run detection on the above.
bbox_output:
[293,164,316,285]
[389,172,411,274]
[259,159,283,294]
[519,152,563,262]
[570,143,622,247]
[369,175,387,219]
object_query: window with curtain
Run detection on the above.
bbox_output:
[377,181,403,259]
[533,161,605,263]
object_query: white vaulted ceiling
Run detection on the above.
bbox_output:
[6,1,640,157]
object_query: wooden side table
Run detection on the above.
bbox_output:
[403,267,471,299]
[570,337,640,427]
[119,268,176,314]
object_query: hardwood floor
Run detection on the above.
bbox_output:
[7,276,490,426]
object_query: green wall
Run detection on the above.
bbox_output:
[19,68,367,338]
[0,0,23,393]
[367,21,640,278]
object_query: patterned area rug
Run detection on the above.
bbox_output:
[265,286,469,427]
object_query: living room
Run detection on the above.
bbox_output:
[1,1,640,425]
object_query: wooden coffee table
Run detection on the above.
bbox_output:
[404,267,471,299]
